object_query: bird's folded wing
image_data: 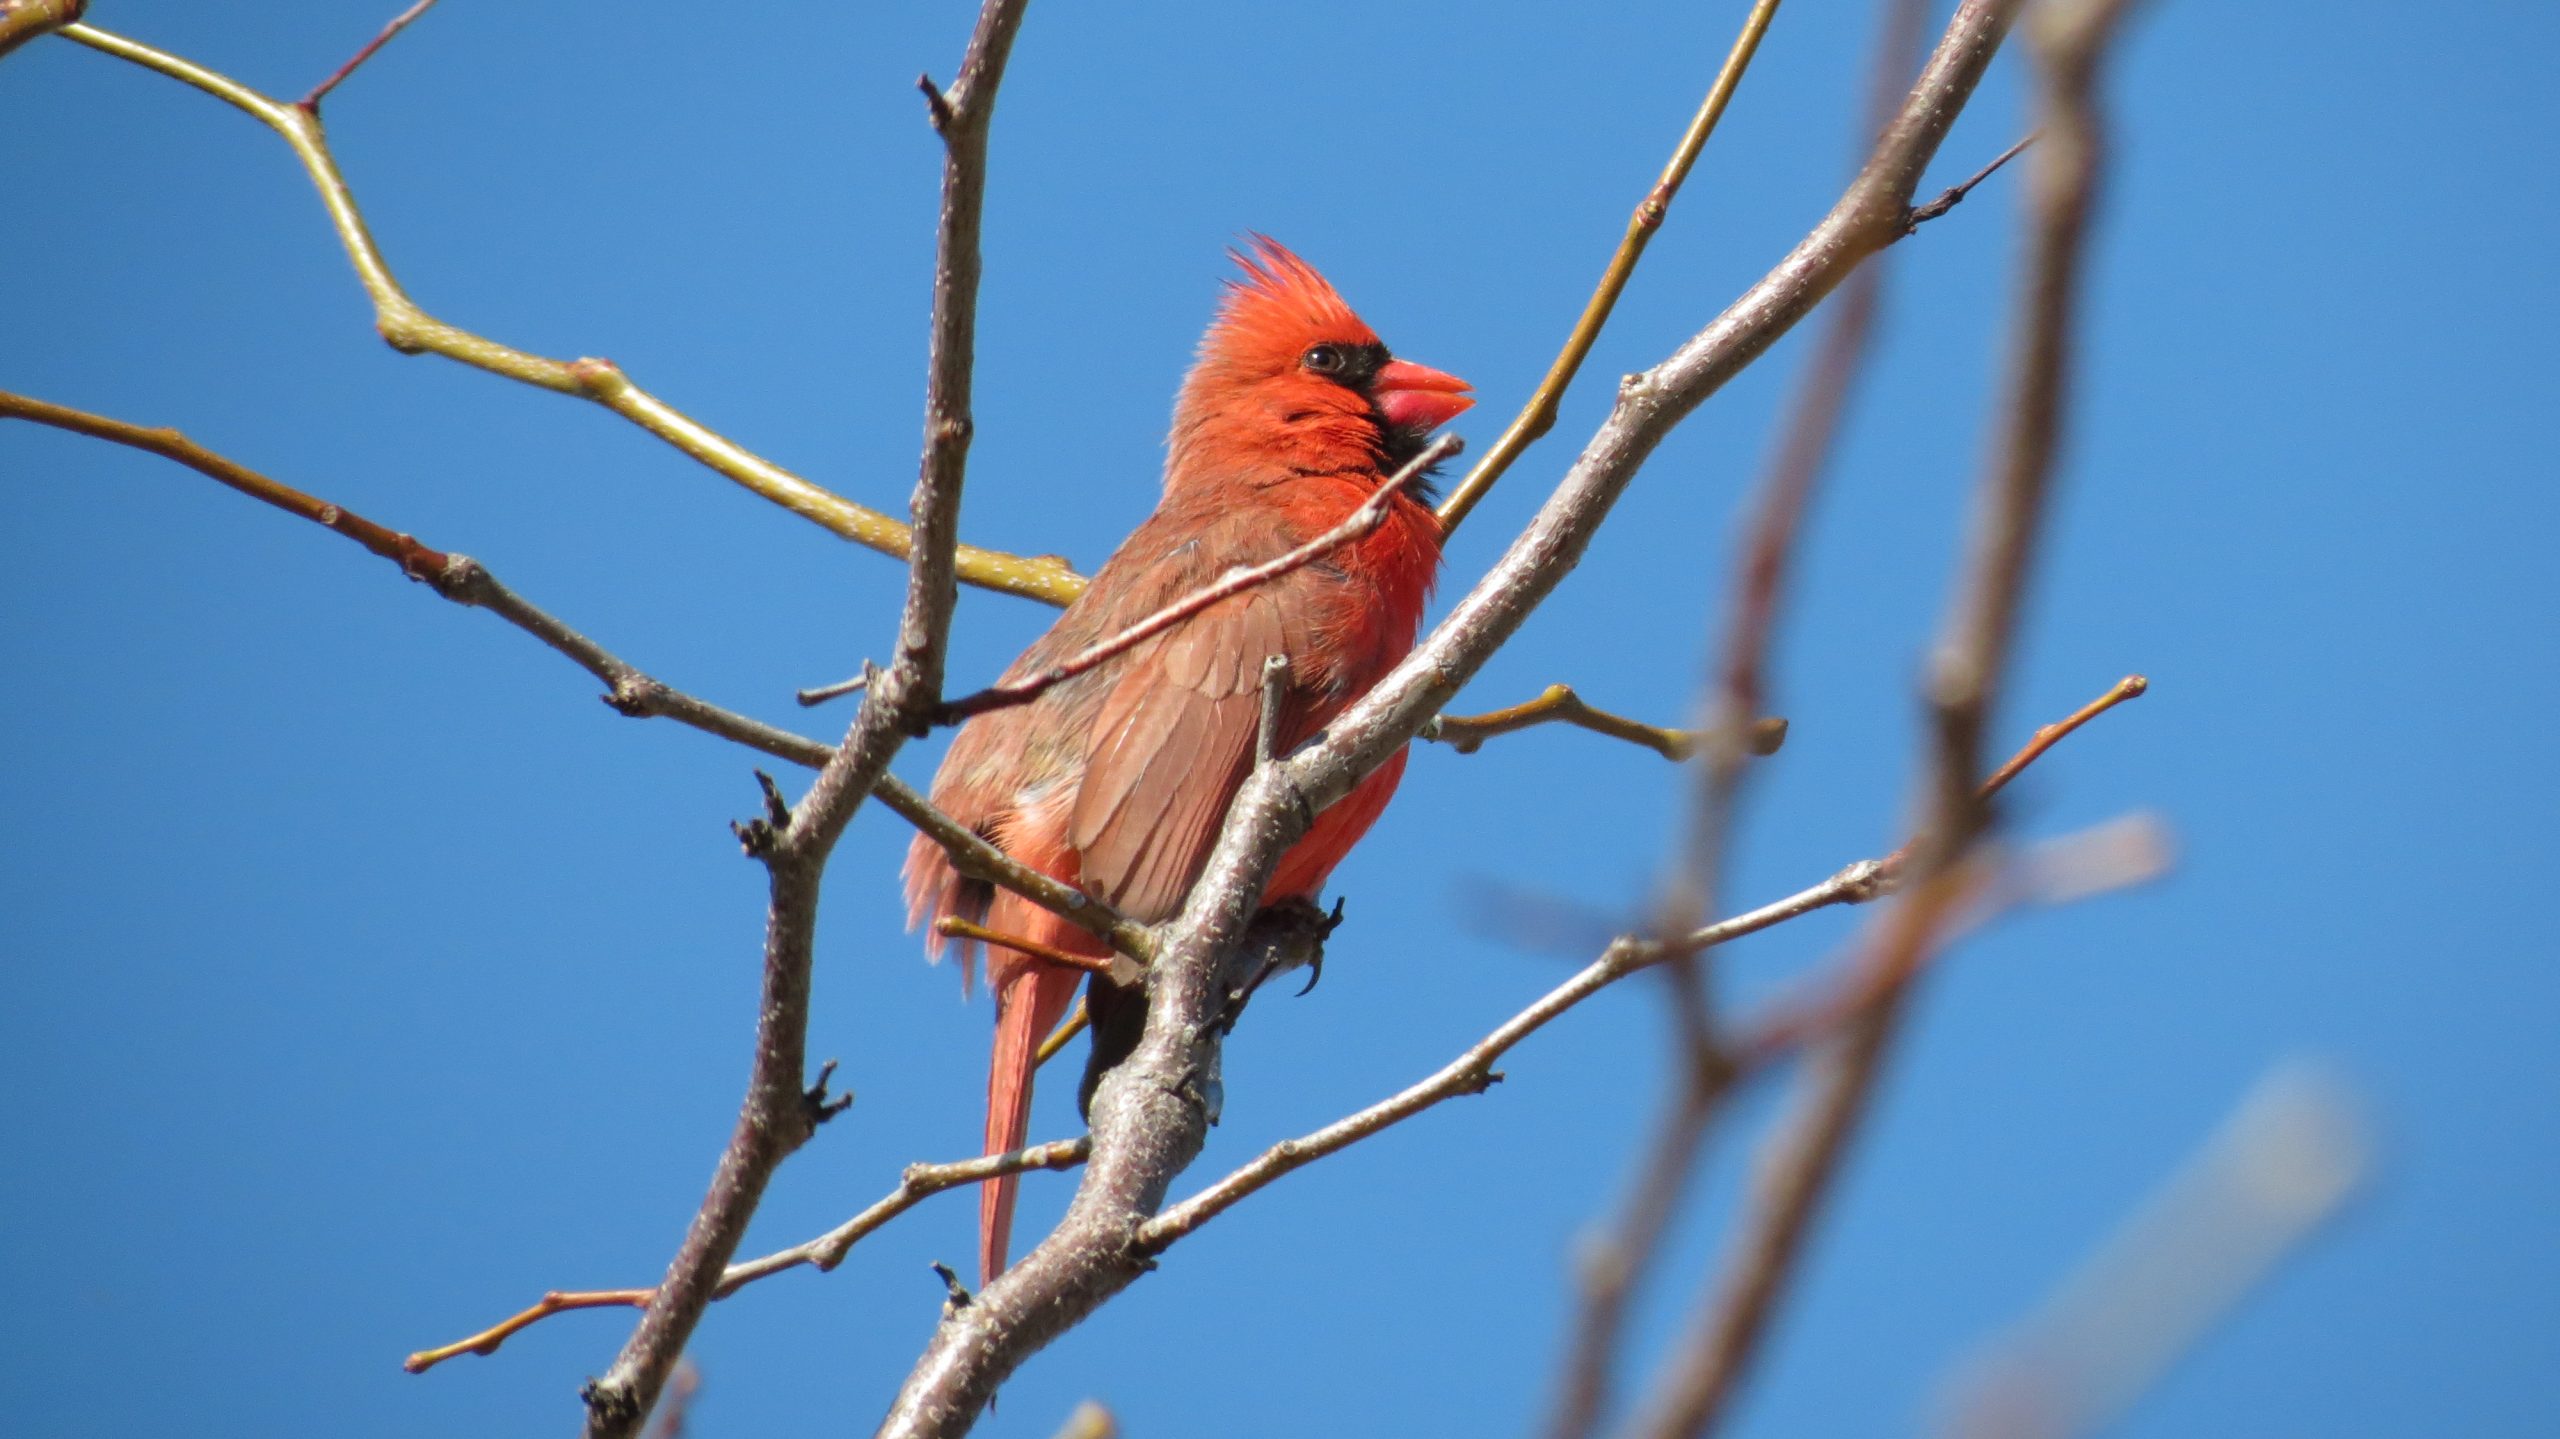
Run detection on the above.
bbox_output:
[1068,587,1301,922]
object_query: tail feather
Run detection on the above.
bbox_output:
[981,960,1085,1285]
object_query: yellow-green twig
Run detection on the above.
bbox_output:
[55,21,1084,607]
[1434,0,1784,535]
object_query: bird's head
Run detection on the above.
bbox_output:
[1170,237,1472,494]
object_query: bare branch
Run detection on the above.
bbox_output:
[1906,132,2038,233]
[935,436,1460,725]
[936,918,1139,985]
[297,0,440,112]
[1553,2,1935,1423]
[403,1139,1090,1374]
[576,3,1033,1430]
[1421,684,1785,763]
[52,21,1083,607]
[1135,879,1856,1252]
[1625,4,2145,1432]
[1435,0,1786,534]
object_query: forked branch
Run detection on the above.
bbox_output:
[403,1138,1091,1374]
[51,18,1082,606]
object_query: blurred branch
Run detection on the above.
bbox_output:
[404,1138,1090,1374]
[1626,4,2144,1433]
[297,0,439,111]
[1938,1064,2371,1439]
[1434,0,1783,534]
[936,435,1460,725]
[880,5,2024,1428]
[646,1363,701,1439]
[578,2,1030,1428]
[1420,684,1786,763]
[1555,1,1933,1424]
[0,0,84,60]
[1049,1401,1120,1439]
[52,20,1083,607]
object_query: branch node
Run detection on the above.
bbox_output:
[731,770,793,858]
[581,1377,641,1426]
[803,1059,853,1129]
[1904,131,2038,234]
[795,671,871,708]
[604,674,665,718]
[1255,654,1292,765]
[916,73,956,132]
[930,1261,974,1313]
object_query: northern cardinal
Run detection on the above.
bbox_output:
[904,239,1471,1284]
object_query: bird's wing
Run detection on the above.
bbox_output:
[1067,584,1310,921]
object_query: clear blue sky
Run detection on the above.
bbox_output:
[5,2,2554,1436]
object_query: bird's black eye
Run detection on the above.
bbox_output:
[1302,344,1345,375]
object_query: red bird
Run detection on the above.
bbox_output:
[904,239,1471,1284]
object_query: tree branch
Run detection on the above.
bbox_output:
[1624,3,2143,1432]
[1434,0,1786,534]
[575,3,1031,1430]
[403,1138,1090,1374]
[1139,674,2144,1254]
[297,0,440,112]
[1421,685,1785,763]
[52,20,1082,607]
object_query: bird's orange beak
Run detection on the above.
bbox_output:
[1374,359,1474,435]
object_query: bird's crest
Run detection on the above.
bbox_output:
[1204,235,1379,363]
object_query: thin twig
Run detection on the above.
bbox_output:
[935,435,1461,725]
[53,21,1082,607]
[1624,4,2144,1432]
[297,0,440,112]
[1435,0,1786,535]
[796,672,872,707]
[936,917,1137,984]
[403,1139,1091,1374]
[1421,684,1785,763]
[1034,1005,1091,1067]
[1906,132,2037,233]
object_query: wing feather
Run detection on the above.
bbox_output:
[1069,587,1297,920]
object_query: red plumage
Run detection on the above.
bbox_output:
[903,239,1470,1284]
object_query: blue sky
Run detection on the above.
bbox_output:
[4,2,2555,1436]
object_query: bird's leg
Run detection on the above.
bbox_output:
[1077,974,1147,1123]
[1223,897,1341,1029]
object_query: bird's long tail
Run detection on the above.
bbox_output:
[981,958,1085,1286]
